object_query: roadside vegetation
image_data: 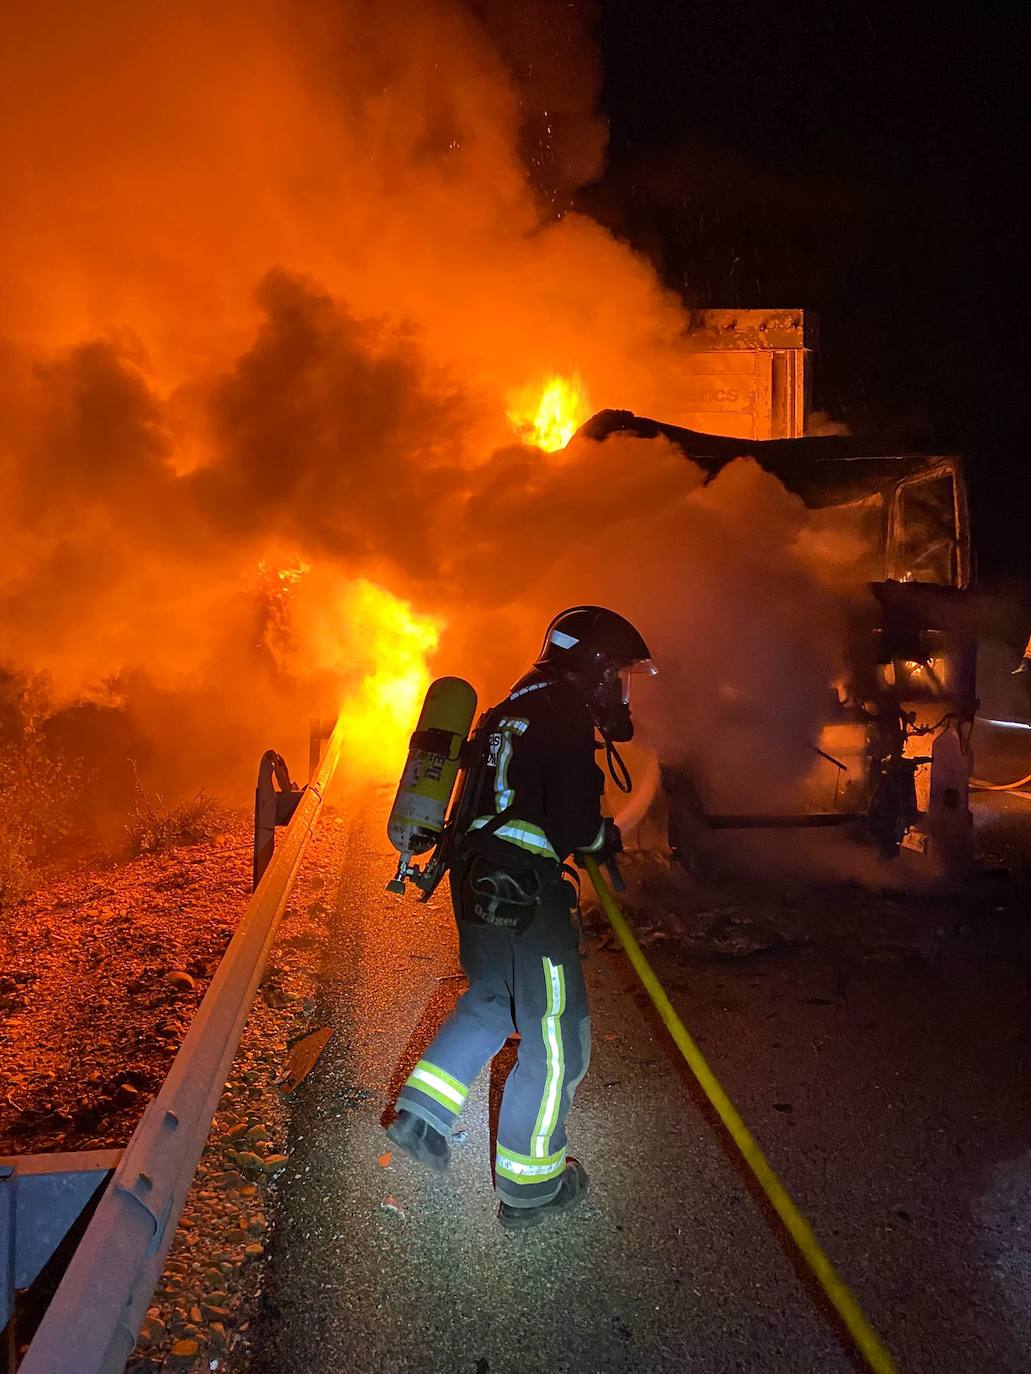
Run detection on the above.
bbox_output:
[126,768,235,857]
[0,672,239,907]
[0,725,79,907]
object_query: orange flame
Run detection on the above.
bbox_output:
[507,373,590,452]
[267,570,441,779]
[331,581,442,777]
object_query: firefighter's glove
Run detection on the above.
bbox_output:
[1012,657,1031,676]
[581,818,622,867]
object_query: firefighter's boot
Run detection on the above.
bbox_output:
[497,1159,589,1229]
[387,1109,451,1174]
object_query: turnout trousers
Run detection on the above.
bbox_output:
[396,879,590,1208]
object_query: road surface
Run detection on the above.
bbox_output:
[250,789,1031,1373]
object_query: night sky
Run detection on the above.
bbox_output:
[578,1,1027,591]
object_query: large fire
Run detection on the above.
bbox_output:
[507,374,590,452]
[0,3,690,802]
[0,1,856,833]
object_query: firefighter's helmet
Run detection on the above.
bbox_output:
[535,606,656,741]
[536,605,654,677]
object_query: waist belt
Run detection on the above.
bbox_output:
[466,811,559,861]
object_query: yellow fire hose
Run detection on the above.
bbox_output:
[583,856,898,1374]
[970,768,1031,791]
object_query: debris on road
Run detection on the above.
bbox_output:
[278,1026,333,1095]
[698,909,805,960]
[582,845,1027,966]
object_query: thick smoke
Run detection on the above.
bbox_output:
[1,1,866,838]
[435,431,858,811]
[470,0,608,201]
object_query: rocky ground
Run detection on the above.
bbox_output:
[0,813,340,1371]
[125,823,342,1374]
[1,826,252,1156]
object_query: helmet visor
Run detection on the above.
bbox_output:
[618,658,657,704]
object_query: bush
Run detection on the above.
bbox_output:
[0,825,35,908]
[0,729,79,906]
[126,773,233,857]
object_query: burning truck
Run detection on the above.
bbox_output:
[573,311,977,879]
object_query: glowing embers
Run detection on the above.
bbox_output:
[880,656,945,689]
[507,373,589,452]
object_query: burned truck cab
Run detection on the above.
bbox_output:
[578,407,978,878]
[841,458,978,868]
[831,452,976,870]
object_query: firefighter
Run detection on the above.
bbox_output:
[387,606,655,1227]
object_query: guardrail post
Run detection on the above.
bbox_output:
[253,750,302,890]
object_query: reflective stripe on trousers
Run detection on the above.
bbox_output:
[495,950,590,1206]
[394,884,590,1207]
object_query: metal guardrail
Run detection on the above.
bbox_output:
[18,713,346,1374]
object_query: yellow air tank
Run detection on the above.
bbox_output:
[386,677,477,891]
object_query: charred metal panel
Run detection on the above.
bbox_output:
[668,309,812,439]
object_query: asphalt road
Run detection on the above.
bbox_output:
[251,788,1031,1374]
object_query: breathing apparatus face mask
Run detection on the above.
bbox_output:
[587,658,657,743]
[594,669,634,742]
